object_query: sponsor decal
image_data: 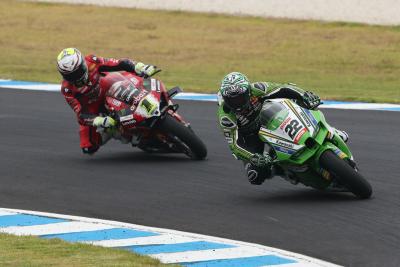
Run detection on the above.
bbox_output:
[122,119,136,126]
[224,131,233,144]
[151,79,157,91]
[156,81,161,92]
[294,127,307,144]
[304,108,318,126]
[126,90,135,102]
[120,114,134,122]
[276,140,294,149]
[224,131,233,143]
[272,145,295,155]
[130,77,139,85]
[150,79,161,93]
[334,149,347,159]
[109,81,123,95]
[111,99,122,107]
[300,111,312,128]
[280,117,291,130]
[132,91,148,106]
[141,98,157,114]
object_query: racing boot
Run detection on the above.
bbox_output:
[334,128,349,143]
[327,126,349,143]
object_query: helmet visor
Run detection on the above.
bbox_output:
[225,92,250,111]
[63,62,88,86]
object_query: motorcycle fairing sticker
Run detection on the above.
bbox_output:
[135,94,159,118]
[150,79,161,93]
[259,127,304,152]
[261,103,309,144]
[284,100,316,136]
[334,148,347,159]
[272,145,296,155]
[303,108,318,128]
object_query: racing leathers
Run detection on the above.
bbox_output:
[61,54,148,154]
[217,82,326,185]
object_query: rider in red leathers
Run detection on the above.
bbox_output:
[57,47,159,155]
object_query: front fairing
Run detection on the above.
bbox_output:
[258,99,352,165]
[258,99,319,162]
[103,73,163,129]
[258,99,355,189]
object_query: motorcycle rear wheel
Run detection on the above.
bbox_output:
[157,114,207,160]
[319,150,372,199]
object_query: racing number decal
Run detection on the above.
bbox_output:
[141,98,156,114]
[284,119,303,139]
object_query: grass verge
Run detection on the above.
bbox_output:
[0,0,399,103]
[0,233,180,267]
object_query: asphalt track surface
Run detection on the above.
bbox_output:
[0,88,399,266]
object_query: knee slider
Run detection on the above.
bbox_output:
[82,146,99,155]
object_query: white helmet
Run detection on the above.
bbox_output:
[57,48,88,87]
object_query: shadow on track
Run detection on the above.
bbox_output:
[78,151,200,165]
[241,188,362,204]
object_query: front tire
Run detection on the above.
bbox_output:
[319,150,372,199]
[157,114,207,160]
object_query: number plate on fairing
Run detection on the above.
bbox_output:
[259,99,317,154]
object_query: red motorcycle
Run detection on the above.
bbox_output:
[99,71,207,160]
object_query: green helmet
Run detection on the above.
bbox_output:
[220,72,251,112]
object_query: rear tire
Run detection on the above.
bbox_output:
[157,114,207,160]
[319,150,372,199]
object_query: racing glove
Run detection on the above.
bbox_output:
[249,153,273,168]
[93,116,116,128]
[134,62,160,77]
[302,91,321,109]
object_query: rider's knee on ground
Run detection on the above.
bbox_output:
[245,163,273,185]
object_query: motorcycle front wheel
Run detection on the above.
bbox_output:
[319,150,372,199]
[157,114,207,160]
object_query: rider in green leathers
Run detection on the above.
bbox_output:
[217,72,348,185]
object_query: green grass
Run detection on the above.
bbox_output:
[0,0,399,103]
[0,233,180,267]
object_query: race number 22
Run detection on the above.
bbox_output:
[284,119,303,139]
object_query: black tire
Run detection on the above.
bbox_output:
[157,114,207,160]
[319,150,372,199]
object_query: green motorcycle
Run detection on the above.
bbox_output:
[258,99,372,199]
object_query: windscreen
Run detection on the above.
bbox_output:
[259,102,286,126]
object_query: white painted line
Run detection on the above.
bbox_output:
[152,246,271,264]
[87,234,197,247]
[0,210,17,216]
[320,103,400,110]
[262,263,324,267]
[154,246,334,266]
[1,80,399,111]
[0,221,115,236]
[0,207,341,267]
[3,85,61,92]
